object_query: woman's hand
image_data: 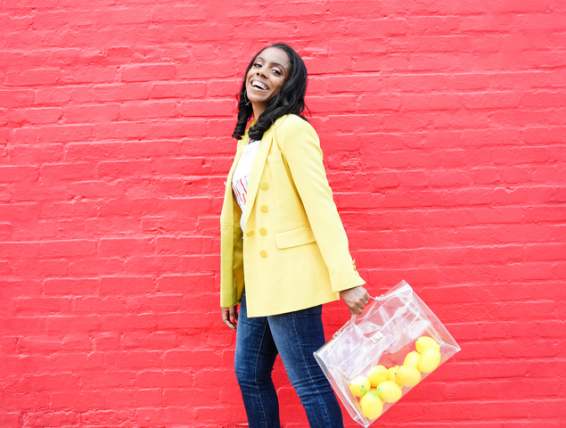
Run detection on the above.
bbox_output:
[340,286,371,316]
[221,305,239,331]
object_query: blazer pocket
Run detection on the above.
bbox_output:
[274,225,316,249]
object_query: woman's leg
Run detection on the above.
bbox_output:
[234,290,281,428]
[268,305,344,428]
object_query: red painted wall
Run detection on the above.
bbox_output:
[1,1,565,427]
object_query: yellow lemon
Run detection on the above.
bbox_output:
[403,351,421,369]
[360,391,383,420]
[349,376,371,397]
[415,336,440,354]
[396,365,421,387]
[387,365,399,383]
[376,380,403,403]
[367,365,388,387]
[418,347,441,373]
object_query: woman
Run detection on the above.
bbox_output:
[219,43,371,428]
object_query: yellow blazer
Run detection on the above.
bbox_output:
[220,114,365,317]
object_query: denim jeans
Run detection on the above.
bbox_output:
[234,290,344,428]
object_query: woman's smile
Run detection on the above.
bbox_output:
[250,79,269,91]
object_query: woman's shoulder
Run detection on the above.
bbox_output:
[274,114,316,135]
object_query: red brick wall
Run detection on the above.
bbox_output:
[1,1,565,427]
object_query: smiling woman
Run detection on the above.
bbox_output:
[245,48,289,118]
[220,43,370,428]
[232,43,308,142]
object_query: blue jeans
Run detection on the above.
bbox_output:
[234,290,344,428]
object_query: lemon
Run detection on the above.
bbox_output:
[376,380,402,403]
[367,365,388,387]
[396,365,421,387]
[360,391,383,420]
[403,351,421,369]
[349,376,371,397]
[418,347,441,373]
[415,336,440,354]
[387,365,399,383]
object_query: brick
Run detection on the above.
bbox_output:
[98,160,151,178]
[99,313,157,331]
[40,240,97,257]
[178,99,235,117]
[8,144,64,164]
[136,370,192,388]
[63,103,120,123]
[126,295,187,314]
[151,81,206,98]
[149,118,207,138]
[99,276,155,295]
[80,409,136,426]
[43,278,98,295]
[155,236,214,254]
[0,165,39,182]
[13,296,72,315]
[93,121,151,139]
[0,89,35,107]
[69,180,123,198]
[121,63,176,82]
[157,274,212,294]
[71,296,128,314]
[67,65,116,85]
[93,83,151,102]
[40,162,96,182]
[119,100,177,120]
[95,7,150,24]
[6,68,61,86]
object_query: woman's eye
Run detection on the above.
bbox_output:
[272,69,282,75]
[254,62,262,67]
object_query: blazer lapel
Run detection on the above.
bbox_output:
[242,127,274,229]
[226,135,248,188]
[221,133,248,226]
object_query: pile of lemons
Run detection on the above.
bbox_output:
[347,336,442,420]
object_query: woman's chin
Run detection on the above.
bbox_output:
[248,96,270,107]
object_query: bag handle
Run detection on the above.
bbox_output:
[349,294,375,324]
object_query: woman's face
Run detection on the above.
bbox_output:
[245,47,291,110]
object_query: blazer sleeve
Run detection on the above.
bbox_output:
[276,115,366,293]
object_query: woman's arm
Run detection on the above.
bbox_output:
[275,115,366,294]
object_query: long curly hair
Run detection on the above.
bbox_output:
[232,43,308,141]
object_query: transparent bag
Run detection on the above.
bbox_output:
[314,280,461,426]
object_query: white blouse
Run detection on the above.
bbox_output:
[232,139,261,234]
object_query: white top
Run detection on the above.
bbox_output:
[232,139,261,234]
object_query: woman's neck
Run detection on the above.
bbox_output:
[252,103,266,121]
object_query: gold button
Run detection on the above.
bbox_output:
[260,182,269,190]
[259,227,267,235]
[260,250,267,258]
[246,230,254,236]
[260,205,268,212]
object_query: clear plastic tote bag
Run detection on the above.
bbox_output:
[314,280,461,427]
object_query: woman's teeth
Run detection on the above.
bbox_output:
[252,81,267,90]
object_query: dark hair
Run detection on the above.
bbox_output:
[232,43,308,140]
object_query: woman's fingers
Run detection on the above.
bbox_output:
[229,306,238,323]
[221,307,238,331]
[340,285,371,316]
